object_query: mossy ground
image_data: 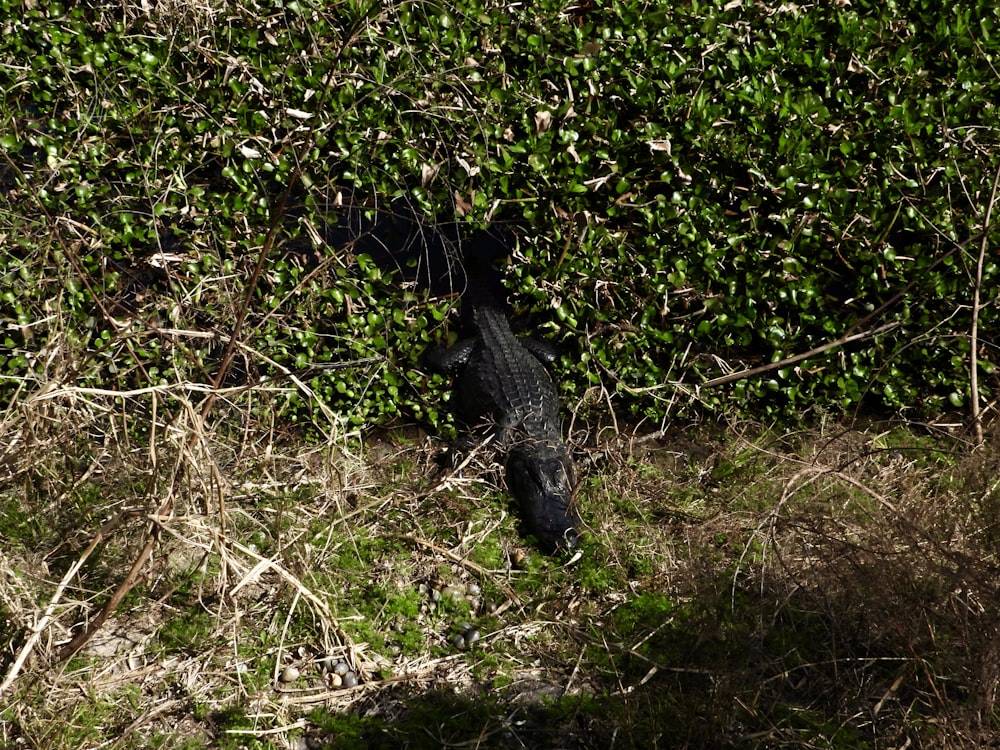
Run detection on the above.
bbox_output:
[2,384,998,748]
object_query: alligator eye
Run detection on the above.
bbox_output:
[542,462,568,493]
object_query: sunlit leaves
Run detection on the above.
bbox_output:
[0,0,997,425]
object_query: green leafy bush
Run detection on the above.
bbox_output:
[1,0,997,425]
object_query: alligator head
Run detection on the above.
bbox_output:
[505,440,580,552]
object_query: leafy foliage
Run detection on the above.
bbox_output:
[1,0,998,427]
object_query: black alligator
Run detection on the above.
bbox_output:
[433,270,580,553]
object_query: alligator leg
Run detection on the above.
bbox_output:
[521,337,558,364]
[426,338,477,374]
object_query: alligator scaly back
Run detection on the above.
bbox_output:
[456,306,562,443]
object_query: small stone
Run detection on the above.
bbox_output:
[343,671,358,688]
[330,673,342,687]
[333,661,350,676]
[452,633,466,649]
[321,655,338,673]
[466,583,481,597]
[279,665,300,683]
[483,601,497,614]
[464,629,481,645]
[430,588,441,602]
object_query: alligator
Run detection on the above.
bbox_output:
[433,285,581,553]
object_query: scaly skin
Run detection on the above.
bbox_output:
[438,305,580,552]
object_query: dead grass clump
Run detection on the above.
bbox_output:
[113,0,232,35]
[0,360,377,747]
[3,354,1000,750]
[734,425,1000,747]
[554,422,1000,748]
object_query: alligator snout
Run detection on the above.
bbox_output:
[505,442,580,553]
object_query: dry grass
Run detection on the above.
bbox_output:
[1,339,999,748]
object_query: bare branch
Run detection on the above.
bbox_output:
[970,163,1000,446]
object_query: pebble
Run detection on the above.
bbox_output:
[323,656,358,688]
[279,665,300,683]
[452,622,482,650]
[420,580,492,652]
[423,579,488,613]
[320,657,359,688]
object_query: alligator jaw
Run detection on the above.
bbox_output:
[505,441,580,553]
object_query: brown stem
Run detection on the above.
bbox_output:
[698,322,900,390]
[970,164,1000,446]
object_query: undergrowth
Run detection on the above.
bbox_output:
[3,1,1000,748]
[1,0,998,427]
[1,376,999,748]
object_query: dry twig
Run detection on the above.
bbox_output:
[970,163,1000,446]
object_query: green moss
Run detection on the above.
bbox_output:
[577,544,626,594]
[158,608,216,656]
[306,709,389,750]
[0,495,50,551]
